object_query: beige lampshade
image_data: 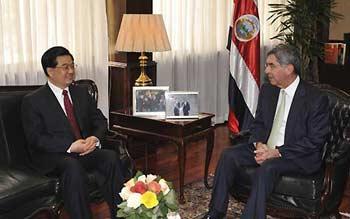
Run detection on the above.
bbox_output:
[115,14,171,52]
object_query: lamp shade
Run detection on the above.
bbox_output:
[115,14,171,52]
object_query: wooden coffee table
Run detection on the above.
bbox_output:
[109,111,215,203]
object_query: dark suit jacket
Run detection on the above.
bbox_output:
[21,83,107,173]
[249,80,330,174]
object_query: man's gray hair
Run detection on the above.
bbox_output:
[267,44,301,75]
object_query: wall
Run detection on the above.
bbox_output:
[329,0,350,40]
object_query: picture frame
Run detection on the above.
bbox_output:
[133,86,169,118]
[165,91,199,119]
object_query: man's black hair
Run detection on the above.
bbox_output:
[41,46,74,76]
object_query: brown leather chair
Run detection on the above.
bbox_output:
[230,84,350,218]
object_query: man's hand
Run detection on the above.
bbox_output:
[69,139,87,153]
[79,136,98,156]
[254,142,280,164]
[68,136,98,156]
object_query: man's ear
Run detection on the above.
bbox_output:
[286,64,295,75]
[47,68,54,77]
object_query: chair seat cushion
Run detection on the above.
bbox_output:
[235,166,324,200]
[0,167,57,213]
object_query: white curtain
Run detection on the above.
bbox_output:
[0,0,109,117]
[153,0,286,124]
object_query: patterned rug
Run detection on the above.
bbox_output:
[179,178,349,219]
[179,176,244,219]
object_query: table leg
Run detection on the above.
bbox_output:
[144,143,149,173]
[204,127,215,188]
[177,140,186,204]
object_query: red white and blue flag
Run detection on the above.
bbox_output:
[227,0,260,134]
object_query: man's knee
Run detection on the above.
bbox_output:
[60,157,88,185]
[100,149,119,165]
[255,159,280,179]
[221,147,239,162]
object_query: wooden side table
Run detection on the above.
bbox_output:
[109,111,215,203]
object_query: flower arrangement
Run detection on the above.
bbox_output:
[117,171,180,219]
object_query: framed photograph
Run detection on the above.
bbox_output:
[133,86,169,117]
[165,91,199,119]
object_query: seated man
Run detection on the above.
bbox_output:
[21,46,124,219]
[205,44,330,219]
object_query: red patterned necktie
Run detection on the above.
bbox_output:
[62,90,82,139]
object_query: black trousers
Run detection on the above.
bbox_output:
[52,149,124,219]
[209,143,303,219]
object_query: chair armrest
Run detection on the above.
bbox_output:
[106,129,128,141]
[321,138,350,211]
[321,162,333,205]
[103,130,135,180]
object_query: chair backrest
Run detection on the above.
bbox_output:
[316,84,350,162]
[0,89,39,167]
[72,79,98,104]
[311,84,350,212]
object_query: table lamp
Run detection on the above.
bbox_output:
[115,14,171,86]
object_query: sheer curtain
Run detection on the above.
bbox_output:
[153,0,286,124]
[0,0,109,117]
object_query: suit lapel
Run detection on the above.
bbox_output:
[284,81,306,142]
[267,86,280,135]
[43,84,73,132]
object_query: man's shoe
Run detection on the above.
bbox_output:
[201,210,225,219]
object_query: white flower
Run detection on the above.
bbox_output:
[167,212,181,219]
[119,187,132,201]
[146,174,157,183]
[124,178,135,189]
[159,179,170,195]
[137,175,146,183]
[126,193,142,209]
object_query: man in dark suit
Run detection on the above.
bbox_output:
[182,101,191,116]
[21,46,124,219]
[205,44,330,219]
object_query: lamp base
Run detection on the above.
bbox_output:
[135,72,153,86]
[135,52,153,86]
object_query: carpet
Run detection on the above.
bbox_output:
[179,176,244,219]
[179,177,349,219]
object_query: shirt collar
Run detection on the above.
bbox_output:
[47,80,69,96]
[283,76,300,97]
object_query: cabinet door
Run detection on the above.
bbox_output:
[108,61,157,113]
[318,61,350,94]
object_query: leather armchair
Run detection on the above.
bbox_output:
[230,84,350,218]
[0,79,134,218]
[0,89,59,219]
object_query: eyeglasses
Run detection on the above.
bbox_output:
[55,63,78,71]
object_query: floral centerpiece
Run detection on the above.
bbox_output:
[117,171,180,219]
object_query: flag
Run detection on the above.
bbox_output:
[227,0,260,134]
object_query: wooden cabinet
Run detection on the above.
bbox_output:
[318,62,350,94]
[108,61,157,113]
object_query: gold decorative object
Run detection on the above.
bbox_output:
[115,14,171,86]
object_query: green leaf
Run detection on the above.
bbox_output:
[164,190,179,211]
[134,170,144,180]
